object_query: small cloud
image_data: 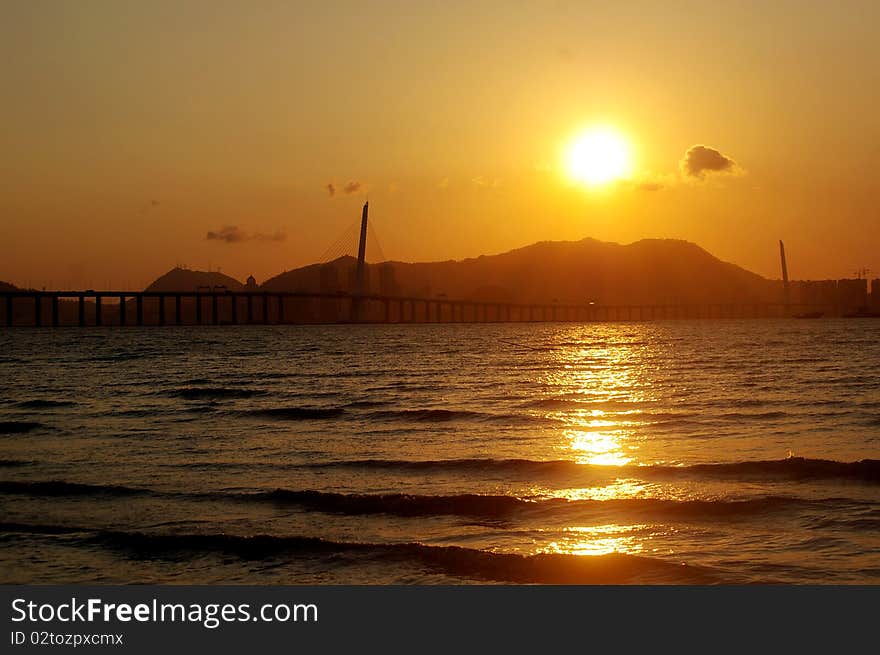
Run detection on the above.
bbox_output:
[206,226,286,244]
[326,183,336,197]
[388,182,399,194]
[638,181,664,192]
[680,145,740,179]
[438,177,450,189]
[206,226,247,243]
[472,176,487,187]
[343,181,362,194]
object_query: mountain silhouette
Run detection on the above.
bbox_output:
[261,238,778,305]
[145,267,244,292]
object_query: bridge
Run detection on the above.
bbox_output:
[1,202,825,327]
[0,288,811,327]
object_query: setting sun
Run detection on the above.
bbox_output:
[565,128,633,187]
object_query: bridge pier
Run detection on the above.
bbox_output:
[2,291,808,328]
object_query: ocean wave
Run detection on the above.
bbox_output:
[370,409,490,422]
[112,408,170,418]
[344,400,390,409]
[679,458,880,483]
[2,479,861,523]
[241,407,345,421]
[522,398,657,411]
[15,400,77,409]
[92,353,150,362]
[251,490,844,521]
[715,411,790,420]
[0,480,147,497]
[0,421,45,434]
[0,522,720,584]
[0,522,86,535]
[166,388,265,400]
[306,457,880,484]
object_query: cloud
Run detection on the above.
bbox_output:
[206,226,286,244]
[637,181,665,192]
[343,181,362,194]
[206,226,247,243]
[680,145,740,178]
[326,183,336,197]
[438,177,449,189]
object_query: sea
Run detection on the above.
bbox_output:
[1,320,878,584]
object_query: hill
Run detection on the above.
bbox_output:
[145,267,244,292]
[261,238,779,305]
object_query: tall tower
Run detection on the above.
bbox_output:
[350,202,369,322]
[779,240,790,314]
[355,201,368,296]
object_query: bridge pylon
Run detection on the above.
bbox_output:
[352,202,368,321]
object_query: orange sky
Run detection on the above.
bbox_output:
[2,1,878,288]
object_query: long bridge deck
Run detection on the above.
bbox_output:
[0,290,824,327]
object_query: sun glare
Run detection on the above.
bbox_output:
[565,128,633,187]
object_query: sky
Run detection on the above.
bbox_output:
[1,0,878,288]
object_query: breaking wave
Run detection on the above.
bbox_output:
[0,522,723,584]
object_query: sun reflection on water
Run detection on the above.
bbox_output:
[568,428,634,466]
[522,332,676,557]
[535,334,665,468]
[551,478,648,501]
[539,524,648,557]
